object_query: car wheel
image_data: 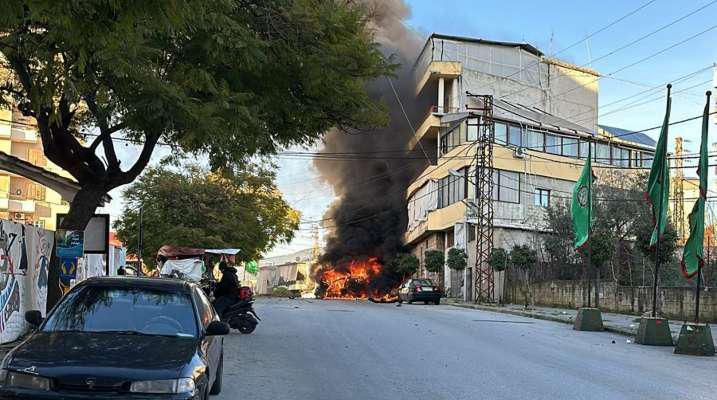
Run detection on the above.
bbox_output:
[423,301,429,305]
[434,298,440,305]
[209,353,223,395]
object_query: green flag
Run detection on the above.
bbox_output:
[572,151,593,251]
[681,92,711,278]
[646,89,672,248]
[245,260,258,275]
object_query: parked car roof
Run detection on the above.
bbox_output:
[78,276,194,293]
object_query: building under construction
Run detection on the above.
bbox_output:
[404,34,657,302]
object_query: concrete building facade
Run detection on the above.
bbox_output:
[0,108,69,230]
[404,34,657,300]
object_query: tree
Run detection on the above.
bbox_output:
[388,253,419,280]
[446,248,467,270]
[489,248,509,272]
[424,250,444,273]
[0,0,393,230]
[542,170,679,287]
[510,245,538,308]
[424,249,444,289]
[114,160,299,267]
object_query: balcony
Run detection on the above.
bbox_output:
[415,61,462,95]
[8,199,35,213]
[405,202,466,245]
[10,127,37,143]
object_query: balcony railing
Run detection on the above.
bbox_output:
[429,105,460,116]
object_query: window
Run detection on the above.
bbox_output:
[562,137,578,157]
[632,151,641,167]
[29,149,46,167]
[525,129,544,151]
[642,152,654,168]
[440,134,449,155]
[439,122,472,155]
[27,183,45,200]
[616,147,630,167]
[43,287,198,338]
[595,143,610,164]
[545,134,561,155]
[508,125,522,147]
[495,122,507,145]
[467,224,476,242]
[534,188,550,207]
[437,168,466,208]
[194,288,214,328]
[579,140,591,159]
[467,118,479,141]
[493,170,520,203]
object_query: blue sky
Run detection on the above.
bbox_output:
[104,1,717,258]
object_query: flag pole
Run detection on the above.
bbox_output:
[587,142,593,308]
[694,90,711,324]
[651,84,671,318]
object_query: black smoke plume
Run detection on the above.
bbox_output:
[315,0,429,271]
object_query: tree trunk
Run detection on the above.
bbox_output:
[47,187,107,310]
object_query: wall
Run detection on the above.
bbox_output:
[0,220,53,343]
[504,279,717,323]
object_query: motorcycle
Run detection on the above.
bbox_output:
[218,286,260,334]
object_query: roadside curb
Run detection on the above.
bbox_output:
[448,303,636,337]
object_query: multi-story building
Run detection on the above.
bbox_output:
[404,34,657,300]
[0,108,70,230]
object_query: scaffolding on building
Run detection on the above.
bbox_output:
[466,93,495,303]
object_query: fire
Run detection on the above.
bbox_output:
[318,257,399,302]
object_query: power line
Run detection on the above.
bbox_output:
[519,22,717,109]
[501,1,717,102]
[499,0,659,83]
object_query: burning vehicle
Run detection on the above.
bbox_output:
[314,257,403,302]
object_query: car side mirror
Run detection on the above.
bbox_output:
[206,321,230,336]
[25,310,43,327]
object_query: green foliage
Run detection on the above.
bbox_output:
[389,253,419,279]
[0,0,394,228]
[114,159,299,266]
[542,170,680,285]
[424,250,444,274]
[446,248,468,270]
[489,248,509,272]
[510,245,538,270]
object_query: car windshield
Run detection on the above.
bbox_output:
[43,286,197,338]
[413,279,433,286]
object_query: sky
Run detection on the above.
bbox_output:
[101,0,717,259]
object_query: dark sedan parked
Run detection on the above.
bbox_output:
[0,277,229,399]
[398,278,442,305]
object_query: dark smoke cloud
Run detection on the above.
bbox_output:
[315,0,429,268]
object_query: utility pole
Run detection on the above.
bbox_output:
[466,92,495,303]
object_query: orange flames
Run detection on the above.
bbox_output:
[319,257,398,302]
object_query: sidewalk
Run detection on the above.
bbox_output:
[445,299,717,345]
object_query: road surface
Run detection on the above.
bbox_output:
[217,298,716,400]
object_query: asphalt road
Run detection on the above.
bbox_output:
[217,298,716,400]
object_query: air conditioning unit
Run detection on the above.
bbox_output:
[513,147,527,158]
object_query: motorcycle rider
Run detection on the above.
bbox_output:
[213,261,239,315]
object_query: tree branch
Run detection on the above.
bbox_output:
[84,94,120,171]
[112,133,160,187]
[88,122,127,152]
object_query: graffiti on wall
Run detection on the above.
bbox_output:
[0,221,54,343]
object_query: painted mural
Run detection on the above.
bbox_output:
[0,220,54,343]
